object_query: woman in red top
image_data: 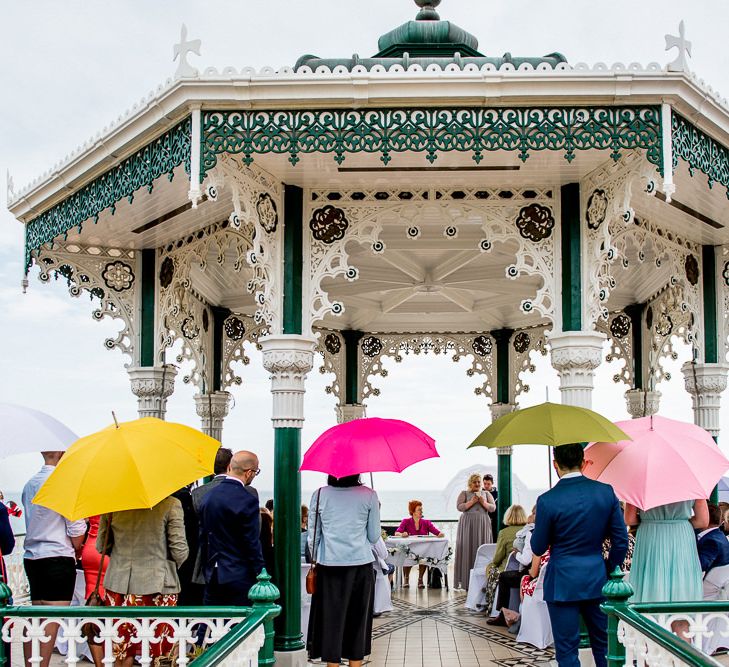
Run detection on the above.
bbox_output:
[82,515,109,599]
[395,500,444,589]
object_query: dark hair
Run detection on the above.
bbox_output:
[708,503,723,526]
[553,443,584,470]
[214,447,234,475]
[327,474,362,488]
[483,474,494,482]
[265,499,274,512]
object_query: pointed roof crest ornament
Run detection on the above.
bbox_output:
[665,20,691,72]
[414,0,441,21]
[173,24,201,78]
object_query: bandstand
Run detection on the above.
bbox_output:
[8,1,729,664]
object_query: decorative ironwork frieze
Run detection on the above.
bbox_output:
[310,206,349,244]
[586,189,608,230]
[101,261,134,292]
[672,112,729,197]
[25,118,192,270]
[316,329,346,402]
[515,204,555,242]
[597,312,635,386]
[201,106,662,174]
[256,193,278,233]
[221,314,269,388]
[684,254,700,286]
[159,257,175,289]
[509,326,549,397]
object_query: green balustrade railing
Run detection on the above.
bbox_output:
[0,570,280,667]
[602,568,725,667]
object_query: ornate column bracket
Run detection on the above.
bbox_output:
[624,388,662,418]
[489,402,518,456]
[194,391,233,441]
[260,335,317,429]
[548,331,606,409]
[336,404,367,423]
[681,362,729,438]
[127,365,178,419]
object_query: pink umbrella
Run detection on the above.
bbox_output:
[584,415,729,510]
[300,417,439,478]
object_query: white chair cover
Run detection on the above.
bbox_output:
[464,543,498,610]
[373,569,394,614]
[702,564,729,655]
[517,561,554,650]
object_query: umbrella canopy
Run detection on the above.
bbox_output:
[468,402,630,449]
[300,417,438,478]
[583,416,729,511]
[718,477,729,503]
[33,417,219,520]
[0,403,77,458]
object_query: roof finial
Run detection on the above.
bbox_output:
[415,0,441,21]
[665,20,692,72]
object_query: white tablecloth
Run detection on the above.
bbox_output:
[385,537,450,572]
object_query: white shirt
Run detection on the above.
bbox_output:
[560,472,583,480]
[22,465,87,560]
[515,523,535,567]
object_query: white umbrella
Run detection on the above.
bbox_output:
[0,403,77,458]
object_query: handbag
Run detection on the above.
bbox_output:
[305,489,322,595]
[81,514,111,642]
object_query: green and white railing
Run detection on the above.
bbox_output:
[602,569,726,667]
[0,571,280,667]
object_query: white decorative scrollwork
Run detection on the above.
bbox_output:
[358,332,496,402]
[509,326,549,398]
[221,314,269,389]
[315,328,346,403]
[35,243,137,363]
[596,311,635,387]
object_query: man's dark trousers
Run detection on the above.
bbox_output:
[547,599,607,667]
[495,569,524,611]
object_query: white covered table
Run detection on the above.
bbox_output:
[385,536,450,589]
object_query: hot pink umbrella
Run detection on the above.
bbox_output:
[584,415,729,510]
[300,417,439,478]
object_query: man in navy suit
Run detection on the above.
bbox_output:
[697,503,729,574]
[198,450,265,606]
[531,443,628,667]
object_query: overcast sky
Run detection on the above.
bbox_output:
[1,1,727,500]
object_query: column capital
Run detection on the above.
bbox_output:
[194,391,232,441]
[489,402,517,421]
[127,365,178,419]
[547,331,606,409]
[681,362,729,438]
[260,335,317,429]
[336,404,367,423]
[624,389,661,419]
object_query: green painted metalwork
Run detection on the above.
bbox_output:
[702,246,718,364]
[140,249,156,368]
[342,330,364,404]
[201,106,662,174]
[211,306,232,392]
[24,117,192,271]
[601,568,634,667]
[673,112,729,198]
[283,185,304,336]
[491,329,514,530]
[560,183,582,331]
[624,304,645,389]
[273,427,305,652]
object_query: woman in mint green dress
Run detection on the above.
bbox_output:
[625,499,708,603]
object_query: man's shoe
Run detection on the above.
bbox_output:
[486,612,507,627]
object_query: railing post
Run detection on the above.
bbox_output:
[601,567,634,667]
[249,569,281,667]
[0,580,12,667]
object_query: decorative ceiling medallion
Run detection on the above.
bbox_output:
[102,261,134,292]
[646,306,654,330]
[586,189,608,230]
[655,313,673,337]
[471,335,492,357]
[684,255,700,286]
[159,257,175,289]
[310,205,349,244]
[361,336,383,358]
[609,313,631,339]
[513,331,530,354]
[181,317,199,340]
[324,333,341,355]
[202,309,209,333]
[256,193,278,234]
[224,316,246,341]
[515,204,555,242]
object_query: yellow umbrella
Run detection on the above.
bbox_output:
[33,417,219,520]
[468,402,630,449]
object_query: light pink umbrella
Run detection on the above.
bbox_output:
[300,417,439,478]
[584,415,729,510]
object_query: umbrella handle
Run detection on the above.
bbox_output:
[112,411,119,429]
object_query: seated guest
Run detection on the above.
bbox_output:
[697,503,729,574]
[487,505,535,624]
[395,500,444,589]
[521,549,551,599]
[483,504,527,612]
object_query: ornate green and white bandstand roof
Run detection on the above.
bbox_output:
[8,2,729,659]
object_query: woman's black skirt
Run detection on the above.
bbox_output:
[307,563,375,662]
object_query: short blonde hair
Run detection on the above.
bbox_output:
[467,473,481,489]
[504,504,527,526]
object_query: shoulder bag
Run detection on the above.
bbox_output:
[305,489,322,595]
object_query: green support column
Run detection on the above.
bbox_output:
[342,330,364,405]
[560,183,582,332]
[211,306,231,392]
[140,249,156,367]
[491,328,514,529]
[624,304,644,390]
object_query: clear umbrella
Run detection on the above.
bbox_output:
[0,403,77,458]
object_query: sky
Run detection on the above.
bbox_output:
[0,0,727,502]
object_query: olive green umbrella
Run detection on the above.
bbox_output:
[468,402,630,449]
